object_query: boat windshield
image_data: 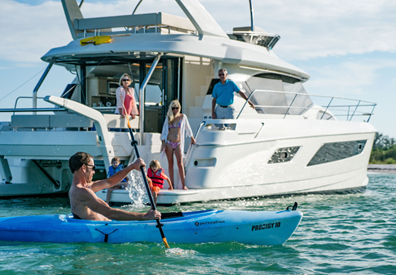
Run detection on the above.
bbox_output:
[245,73,313,115]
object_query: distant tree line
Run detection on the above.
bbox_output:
[370,133,396,164]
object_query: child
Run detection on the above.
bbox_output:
[147,160,173,206]
[106,157,129,204]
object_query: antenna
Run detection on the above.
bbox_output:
[249,0,254,31]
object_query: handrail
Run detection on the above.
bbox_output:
[139,53,163,145]
[0,108,66,114]
[132,0,143,15]
[283,93,298,119]
[14,96,45,109]
[13,96,46,115]
[75,13,196,37]
[0,106,117,115]
[367,104,376,123]
[249,0,254,32]
[320,97,333,120]
[349,100,360,121]
[236,92,253,119]
[236,89,376,122]
[184,121,205,168]
[247,89,376,104]
[33,60,54,112]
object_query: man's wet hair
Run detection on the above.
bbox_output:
[69,152,93,174]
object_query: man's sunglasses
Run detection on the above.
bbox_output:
[86,164,96,170]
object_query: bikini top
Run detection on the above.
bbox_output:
[168,119,181,129]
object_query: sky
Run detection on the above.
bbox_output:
[0,0,395,138]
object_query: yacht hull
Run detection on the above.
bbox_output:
[97,168,368,205]
[98,118,375,205]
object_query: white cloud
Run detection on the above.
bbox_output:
[0,0,71,64]
[301,57,396,99]
[0,0,187,65]
[1,0,395,64]
[202,0,396,60]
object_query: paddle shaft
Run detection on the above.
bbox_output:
[120,95,170,248]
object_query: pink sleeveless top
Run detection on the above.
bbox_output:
[123,89,138,115]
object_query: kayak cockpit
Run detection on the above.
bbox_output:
[63,209,221,223]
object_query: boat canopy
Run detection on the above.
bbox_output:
[44,0,310,80]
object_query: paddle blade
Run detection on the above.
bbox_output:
[163,238,170,249]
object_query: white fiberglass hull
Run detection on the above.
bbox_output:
[98,117,375,205]
[97,168,368,205]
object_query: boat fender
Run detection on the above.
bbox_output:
[286,202,298,211]
[80,35,112,46]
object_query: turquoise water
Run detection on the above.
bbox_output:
[0,173,395,274]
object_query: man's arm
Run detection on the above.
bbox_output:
[91,158,145,192]
[211,97,217,119]
[238,91,255,109]
[81,188,160,221]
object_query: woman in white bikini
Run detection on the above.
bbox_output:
[160,100,195,190]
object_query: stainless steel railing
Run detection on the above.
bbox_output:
[184,121,205,168]
[237,89,376,122]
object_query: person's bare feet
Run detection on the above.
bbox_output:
[182,186,188,190]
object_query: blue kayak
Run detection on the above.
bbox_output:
[0,207,302,245]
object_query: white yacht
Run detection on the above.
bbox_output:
[0,0,376,204]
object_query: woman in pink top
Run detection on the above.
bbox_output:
[115,73,138,119]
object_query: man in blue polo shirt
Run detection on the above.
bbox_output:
[211,68,255,119]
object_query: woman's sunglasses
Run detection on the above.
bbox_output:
[172,107,179,110]
[122,79,130,81]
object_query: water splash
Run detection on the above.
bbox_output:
[125,170,150,209]
[165,247,196,256]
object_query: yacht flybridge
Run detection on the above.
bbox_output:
[0,0,376,203]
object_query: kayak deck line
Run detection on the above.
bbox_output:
[0,206,303,245]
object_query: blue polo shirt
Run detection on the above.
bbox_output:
[212,79,240,106]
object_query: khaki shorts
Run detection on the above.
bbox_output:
[215,105,235,119]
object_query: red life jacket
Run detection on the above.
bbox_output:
[147,168,165,188]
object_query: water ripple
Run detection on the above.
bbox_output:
[0,173,395,274]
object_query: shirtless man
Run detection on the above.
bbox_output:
[68,151,161,221]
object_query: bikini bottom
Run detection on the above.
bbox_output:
[167,140,180,149]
